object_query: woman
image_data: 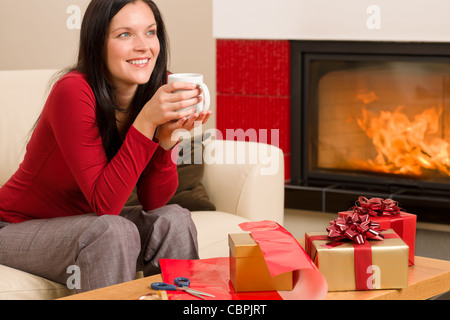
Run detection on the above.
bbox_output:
[0,0,210,292]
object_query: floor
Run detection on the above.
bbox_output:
[283,209,450,299]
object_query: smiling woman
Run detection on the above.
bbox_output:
[0,0,211,294]
[105,1,160,91]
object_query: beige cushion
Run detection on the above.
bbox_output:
[0,265,74,300]
[192,211,250,259]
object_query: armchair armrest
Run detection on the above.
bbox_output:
[200,139,284,225]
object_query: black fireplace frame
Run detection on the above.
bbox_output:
[287,40,450,224]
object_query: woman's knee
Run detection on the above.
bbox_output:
[140,205,199,271]
[74,215,141,291]
[150,204,193,223]
[150,204,198,248]
[80,214,141,256]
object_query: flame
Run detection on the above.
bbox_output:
[356,105,450,176]
[356,91,378,104]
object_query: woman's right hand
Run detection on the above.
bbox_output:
[132,82,201,140]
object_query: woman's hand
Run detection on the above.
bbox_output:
[156,110,212,150]
[132,82,202,140]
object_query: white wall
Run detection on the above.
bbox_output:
[0,0,90,70]
[213,0,450,42]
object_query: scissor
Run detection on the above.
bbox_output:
[151,277,215,300]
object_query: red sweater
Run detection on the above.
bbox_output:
[0,71,178,223]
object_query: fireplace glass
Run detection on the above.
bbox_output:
[308,58,450,189]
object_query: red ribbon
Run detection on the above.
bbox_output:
[326,211,384,244]
[350,196,415,266]
[307,231,400,291]
[352,196,401,217]
[308,213,397,291]
[354,241,372,290]
[327,212,385,290]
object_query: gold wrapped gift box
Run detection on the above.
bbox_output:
[228,233,293,292]
[305,229,409,292]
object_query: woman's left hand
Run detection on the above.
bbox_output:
[155,110,212,150]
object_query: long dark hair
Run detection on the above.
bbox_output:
[73,0,169,159]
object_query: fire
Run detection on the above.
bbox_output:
[356,102,450,176]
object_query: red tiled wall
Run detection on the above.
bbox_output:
[216,39,291,180]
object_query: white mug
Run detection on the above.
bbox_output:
[168,73,210,114]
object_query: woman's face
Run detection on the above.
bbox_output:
[105,0,160,91]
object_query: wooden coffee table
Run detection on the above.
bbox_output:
[59,255,450,300]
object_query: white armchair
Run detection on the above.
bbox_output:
[192,138,284,259]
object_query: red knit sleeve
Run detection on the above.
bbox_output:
[45,73,159,216]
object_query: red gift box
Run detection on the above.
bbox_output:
[339,197,416,266]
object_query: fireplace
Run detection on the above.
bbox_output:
[288,41,450,224]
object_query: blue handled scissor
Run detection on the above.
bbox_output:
[151,277,215,300]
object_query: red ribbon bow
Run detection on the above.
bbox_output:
[352,196,401,217]
[327,212,384,245]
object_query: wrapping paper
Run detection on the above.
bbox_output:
[305,229,409,291]
[160,257,328,300]
[159,220,328,300]
[160,258,282,300]
[238,220,313,277]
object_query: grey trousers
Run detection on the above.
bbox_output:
[0,204,199,293]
